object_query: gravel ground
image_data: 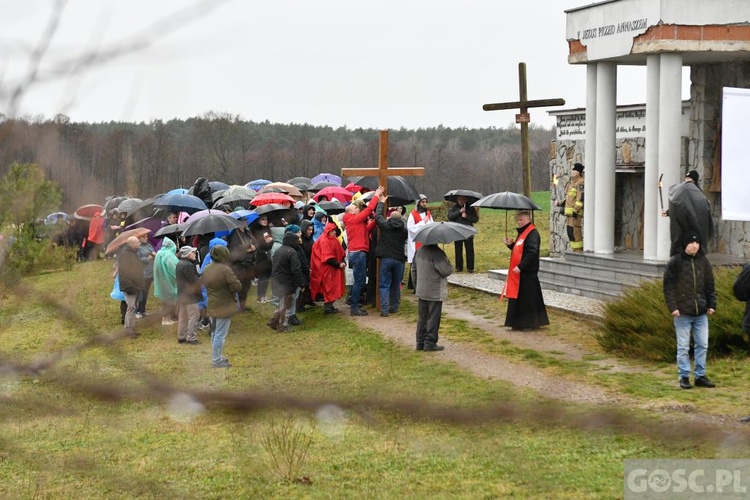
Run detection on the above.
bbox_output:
[447,272,606,319]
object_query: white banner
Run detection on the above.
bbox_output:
[721,87,750,221]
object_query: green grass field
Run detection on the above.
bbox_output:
[1,193,748,498]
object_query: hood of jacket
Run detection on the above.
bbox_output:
[210,244,230,263]
[282,231,300,247]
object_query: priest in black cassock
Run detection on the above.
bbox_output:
[502,211,549,331]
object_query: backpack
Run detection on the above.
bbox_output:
[733,265,750,302]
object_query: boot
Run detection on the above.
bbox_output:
[323,303,338,315]
[288,314,303,326]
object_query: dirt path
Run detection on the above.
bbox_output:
[344,297,746,429]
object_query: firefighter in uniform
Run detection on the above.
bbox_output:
[557,162,585,252]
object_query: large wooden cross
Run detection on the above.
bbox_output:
[341,129,425,311]
[341,130,425,204]
[483,62,565,197]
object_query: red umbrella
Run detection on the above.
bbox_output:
[73,204,105,220]
[312,186,354,202]
[250,192,295,207]
[344,182,362,193]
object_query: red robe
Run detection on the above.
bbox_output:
[309,222,346,302]
[501,223,535,300]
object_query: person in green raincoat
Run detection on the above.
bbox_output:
[153,237,179,326]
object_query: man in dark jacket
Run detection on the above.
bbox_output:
[176,245,202,345]
[447,195,479,272]
[118,236,144,334]
[663,231,717,389]
[267,232,305,333]
[374,195,408,317]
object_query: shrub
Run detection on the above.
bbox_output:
[598,266,748,361]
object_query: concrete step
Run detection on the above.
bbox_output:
[488,268,629,300]
[539,257,662,286]
[561,251,667,275]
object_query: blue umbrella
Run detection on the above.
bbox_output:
[167,188,189,195]
[153,193,207,214]
[230,209,259,225]
[246,179,272,191]
[45,212,69,225]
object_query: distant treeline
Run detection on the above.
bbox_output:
[0,112,555,210]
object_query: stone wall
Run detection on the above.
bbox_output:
[690,62,750,259]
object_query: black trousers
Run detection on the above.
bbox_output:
[416,299,443,349]
[453,236,474,272]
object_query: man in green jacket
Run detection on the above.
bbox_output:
[203,245,242,368]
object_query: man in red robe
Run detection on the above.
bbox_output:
[309,221,346,314]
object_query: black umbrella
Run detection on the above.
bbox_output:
[154,223,187,238]
[471,191,541,211]
[182,213,246,237]
[116,198,143,214]
[124,195,164,225]
[153,193,208,214]
[444,189,483,205]
[472,191,542,236]
[348,175,419,206]
[413,221,477,245]
[209,181,230,192]
[310,180,338,192]
[214,193,254,211]
[253,203,297,226]
[317,200,346,215]
[104,195,128,213]
[287,176,313,191]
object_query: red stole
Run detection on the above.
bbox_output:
[410,209,431,252]
[500,224,535,300]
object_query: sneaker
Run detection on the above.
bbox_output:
[350,308,369,317]
[162,318,176,326]
[388,308,398,314]
[679,377,692,389]
[257,297,267,303]
[185,339,200,345]
[135,313,144,320]
[323,305,339,315]
[694,376,715,388]
[198,322,210,331]
[288,315,303,326]
[380,311,389,317]
[423,344,445,352]
[177,338,187,344]
[212,359,232,368]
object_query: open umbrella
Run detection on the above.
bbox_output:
[472,191,541,211]
[310,180,338,192]
[209,181,230,192]
[74,204,105,220]
[287,176,313,191]
[154,222,187,239]
[182,213,246,237]
[250,192,295,207]
[311,172,341,186]
[261,182,303,198]
[312,186,354,202]
[213,193,253,211]
[104,196,128,212]
[124,195,163,225]
[166,188,189,195]
[116,198,142,215]
[444,189,483,205]
[153,193,207,214]
[253,203,297,226]
[471,191,542,235]
[44,212,69,225]
[246,179,273,191]
[229,209,259,225]
[344,181,362,193]
[413,221,477,245]
[105,227,151,255]
[221,185,256,200]
[348,175,419,206]
[317,200,346,215]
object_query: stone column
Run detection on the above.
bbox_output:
[643,55,660,260]
[657,53,683,260]
[584,63,597,252]
[594,62,616,254]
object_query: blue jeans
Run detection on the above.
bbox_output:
[674,314,708,378]
[211,317,231,363]
[379,258,404,314]
[348,251,367,310]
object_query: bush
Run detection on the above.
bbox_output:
[598,266,748,361]
[1,224,77,285]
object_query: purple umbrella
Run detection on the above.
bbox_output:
[311,173,341,186]
[124,216,165,250]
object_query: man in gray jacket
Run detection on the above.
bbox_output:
[411,243,454,351]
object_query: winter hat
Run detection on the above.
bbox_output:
[682,231,701,247]
[686,170,699,183]
[285,224,301,234]
[418,194,428,202]
[387,207,402,218]
[179,245,197,258]
[573,163,585,174]
[294,201,305,209]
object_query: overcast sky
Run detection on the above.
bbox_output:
[0,0,690,129]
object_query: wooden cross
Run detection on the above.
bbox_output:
[341,129,425,310]
[483,62,565,197]
[341,130,425,200]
